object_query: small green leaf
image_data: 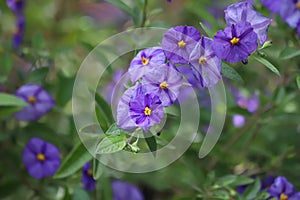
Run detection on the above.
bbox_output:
[0,106,23,118]
[92,159,104,180]
[221,63,244,83]
[0,93,28,107]
[95,105,109,132]
[243,178,261,200]
[106,123,125,135]
[54,143,92,179]
[254,56,280,76]
[95,135,126,154]
[32,32,45,50]
[27,67,49,84]
[216,175,254,187]
[144,132,157,153]
[95,93,114,124]
[72,187,90,200]
[296,76,300,90]
[279,47,300,60]
[199,22,213,38]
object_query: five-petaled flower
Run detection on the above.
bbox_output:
[128,86,164,131]
[14,84,55,121]
[268,176,300,200]
[82,162,96,191]
[189,36,222,88]
[128,47,166,82]
[213,21,258,63]
[162,26,201,64]
[143,64,183,106]
[22,137,61,179]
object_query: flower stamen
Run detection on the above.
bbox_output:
[280,193,288,200]
[141,57,149,65]
[160,81,168,89]
[178,40,187,48]
[144,107,152,116]
[87,169,93,176]
[28,96,36,104]
[36,153,45,161]
[230,37,240,45]
[297,2,300,9]
[198,57,207,64]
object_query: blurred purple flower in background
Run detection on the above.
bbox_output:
[224,1,271,45]
[232,114,246,128]
[162,26,201,64]
[129,88,164,131]
[104,69,124,103]
[261,0,281,13]
[189,36,222,88]
[22,137,61,179]
[14,84,55,121]
[82,162,96,191]
[268,176,300,200]
[6,0,26,49]
[213,21,258,63]
[112,180,144,200]
[128,47,166,82]
[143,64,183,106]
[279,0,300,28]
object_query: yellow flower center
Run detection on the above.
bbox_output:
[178,40,186,48]
[36,153,45,161]
[297,2,300,9]
[160,81,168,89]
[144,107,152,116]
[230,37,240,45]
[28,96,36,104]
[87,169,93,176]
[142,57,149,65]
[198,57,207,64]
[280,193,288,200]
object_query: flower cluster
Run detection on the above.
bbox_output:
[116,1,271,132]
[213,1,271,63]
[6,0,26,49]
[262,0,300,36]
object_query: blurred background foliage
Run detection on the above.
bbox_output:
[0,0,300,199]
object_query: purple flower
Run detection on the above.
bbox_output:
[268,176,300,200]
[6,0,25,13]
[162,26,201,64]
[236,93,259,113]
[14,84,55,121]
[261,0,281,14]
[213,21,258,63]
[22,137,61,179]
[128,47,166,82]
[297,20,300,36]
[117,83,141,130]
[261,175,275,190]
[189,37,222,88]
[279,0,300,28]
[129,90,164,131]
[232,114,246,128]
[224,1,271,45]
[142,64,183,106]
[112,180,144,200]
[13,14,25,49]
[82,162,96,191]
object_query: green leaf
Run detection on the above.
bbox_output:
[32,32,45,50]
[95,105,109,132]
[27,67,49,84]
[105,0,135,17]
[92,159,104,180]
[216,175,254,187]
[296,76,300,90]
[0,93,28,107]
[0,106,23,118]
[95,93,114,124]
[243,178,261,200]
[199,22,213,37]
[227,106,251,117]
[54,143,92,179]
[279,47,300,60]
[254,56,280,76]
[72,187,90,200]
[144,132,157,153]
[95,135,126,154]
[222,63,244,83]
[106,123,125,135]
